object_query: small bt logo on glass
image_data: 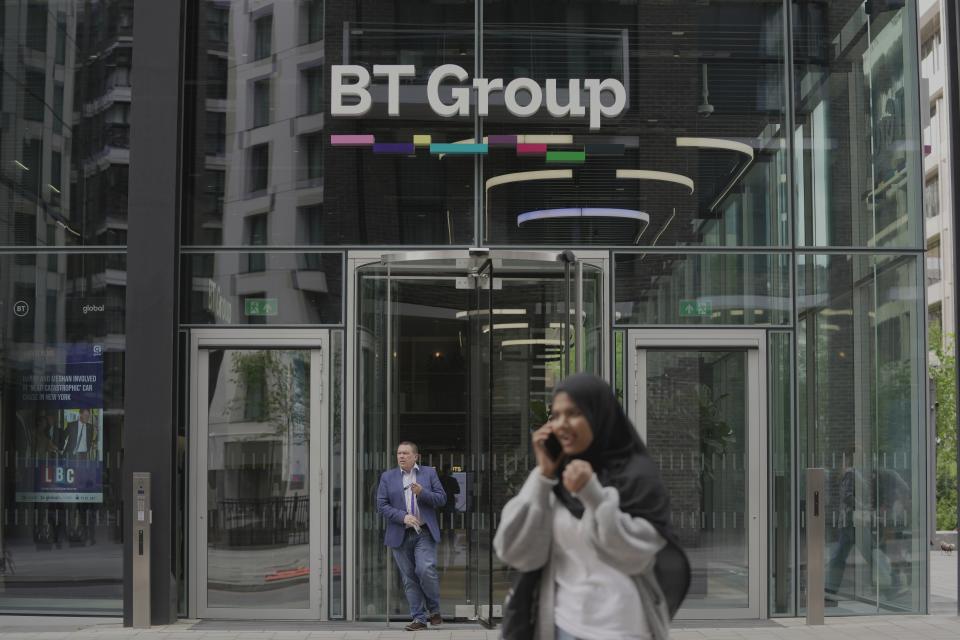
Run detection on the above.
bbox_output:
[13,300,29,317]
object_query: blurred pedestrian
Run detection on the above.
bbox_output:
[494,373,690,640]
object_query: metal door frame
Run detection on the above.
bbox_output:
[344,249,609,622]
[626,329,768,620]
[188,328,330,620]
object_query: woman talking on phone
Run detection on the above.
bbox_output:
[493,373,690,640]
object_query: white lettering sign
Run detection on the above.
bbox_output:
[330,65,626,130]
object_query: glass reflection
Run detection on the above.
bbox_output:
[182,252,343,325]
[614,253,791,325]
[0,0,133,247]
[184,0,476,246]
[205,348,311,609]
[482,0,787,247]
[0,253,126,613]
[646,349,750,609]
[797,254,925,614]
[793,2,922,248]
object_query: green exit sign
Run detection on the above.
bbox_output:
[244,298,278,317]
[679,299,712,318]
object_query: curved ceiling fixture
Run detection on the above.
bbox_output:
[676,137,755,212]
[482,323,529,333]
[615,169,695,194]
[502,339,563,347]
[517,207,651,226]
[485,169,574,192]
[485,169,574,238]
[675,136,754,160]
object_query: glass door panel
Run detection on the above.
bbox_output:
[487,257,598,612]
[197,343,323,619]
[470,260,495,623]
[629,333,762,619]
[355,264,391,621]
[354,251,601,623]
[645,350,750,610]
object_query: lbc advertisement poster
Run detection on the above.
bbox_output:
[14,343,104,503]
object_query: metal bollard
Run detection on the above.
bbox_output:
[806,468,825,625]
[132,473,152,628]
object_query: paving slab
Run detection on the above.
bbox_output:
[0,615,957,639]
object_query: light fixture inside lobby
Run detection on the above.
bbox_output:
[615,169,694,194]
[501,339,563,347]
[517,207,650,225]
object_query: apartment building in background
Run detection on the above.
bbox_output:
[920,0,955,344]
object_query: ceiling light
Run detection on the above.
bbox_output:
[676,137,754,160]
[501,339,563,347]
[616,169,694,194]
[482,323,529,332]
[517,208,650,225]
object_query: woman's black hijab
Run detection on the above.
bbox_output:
[552,373,691,618]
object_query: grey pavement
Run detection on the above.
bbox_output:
[0,615,959,639]
[0,550,955,639]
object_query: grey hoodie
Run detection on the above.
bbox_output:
[493,469,672,640]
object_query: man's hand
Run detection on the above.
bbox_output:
[404,514,420,528]
[562,459,594,494]
[410,482,423,496]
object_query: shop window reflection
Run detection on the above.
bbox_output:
[1,253,126,614]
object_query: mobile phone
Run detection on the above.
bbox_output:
[543,433,563,461]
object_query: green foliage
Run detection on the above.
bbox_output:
[228,350,300,435]
[929,325,958,531]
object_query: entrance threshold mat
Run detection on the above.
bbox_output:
[672,619,785,628]
[191,620,485,631]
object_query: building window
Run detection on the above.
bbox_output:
[27,1,47,52]
[252,79,270,128]
[207,5,228,45]
[249,144,269,194]
[24,70,45,122]
[55,12,66,64]
[303,67,323,115]
[53,83,64,134]
[307,0,323,43]
[924,175,940,219]
[927,242,941,287]
[206,55,228,100]
[299,204,324,245]
[21,138,41,195]
[205,112,225,155]
[201,169,225,220]
[246,215,267,272]
[302,132,323,182]
[50,150,62,206]
[921,29,942,75]
[253,14,272,61]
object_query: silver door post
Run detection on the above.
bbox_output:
[806,468,825,625]
[132,472,151,628]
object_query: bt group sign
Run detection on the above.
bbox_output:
[330,64,627,130]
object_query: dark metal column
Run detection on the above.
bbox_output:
[123,0,183,626]
[944,0,960,619]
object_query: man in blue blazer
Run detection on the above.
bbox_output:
[376,441,446,631]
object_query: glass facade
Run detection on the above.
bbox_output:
[0,0,132,615]
[0,0,929,623]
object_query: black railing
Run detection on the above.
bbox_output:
[209,496,309,548]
